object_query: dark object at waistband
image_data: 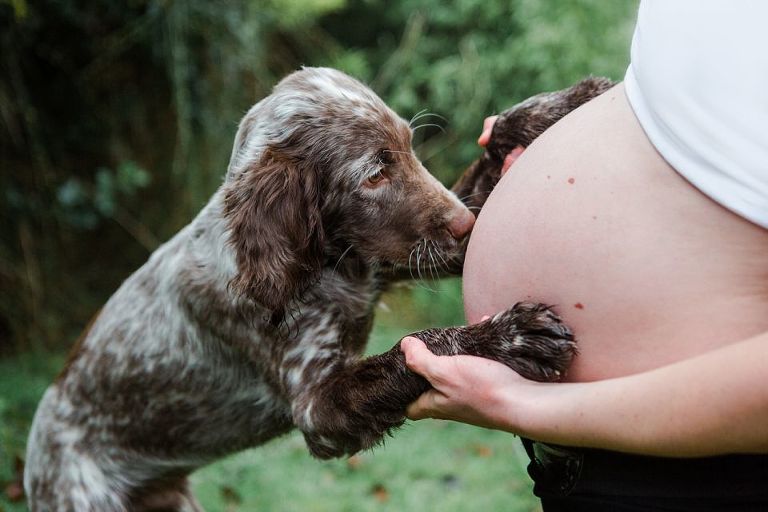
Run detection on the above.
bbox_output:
[522,438,768,501]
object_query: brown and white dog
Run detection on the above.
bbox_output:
[24,68,608,511]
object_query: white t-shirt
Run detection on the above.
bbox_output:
[624,0,768,229]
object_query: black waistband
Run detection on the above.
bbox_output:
[522,439,768,501]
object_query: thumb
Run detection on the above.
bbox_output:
[400,336,443,382]
[500,146,525,176]
[406,389,445,420]
[477,115,498,147]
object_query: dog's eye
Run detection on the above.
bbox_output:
[365,170,387,187]
[377,150,395,167]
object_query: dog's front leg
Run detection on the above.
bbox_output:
[289,346,423,460]
[289,302,576,459]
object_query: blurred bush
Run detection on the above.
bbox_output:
[0,0,637,353]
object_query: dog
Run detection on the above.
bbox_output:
[25,68,609,511]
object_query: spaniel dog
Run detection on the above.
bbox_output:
[25,68,611,511]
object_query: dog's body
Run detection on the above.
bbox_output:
[25,203,380,510]
[25,69,611,511]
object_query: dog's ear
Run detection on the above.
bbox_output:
[224,148,324,314]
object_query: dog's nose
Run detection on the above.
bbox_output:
[447,208,475,240]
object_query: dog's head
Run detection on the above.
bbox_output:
[223,67,473,312]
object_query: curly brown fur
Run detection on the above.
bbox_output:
[301,302,575,459]
[24,67,476,512]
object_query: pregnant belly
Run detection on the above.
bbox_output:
[462,84,768,382]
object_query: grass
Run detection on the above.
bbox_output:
[0,280,540,511]
[0,351,66,512]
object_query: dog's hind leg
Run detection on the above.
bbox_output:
[26,446,132,512]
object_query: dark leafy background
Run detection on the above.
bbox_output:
[0,0,636,509]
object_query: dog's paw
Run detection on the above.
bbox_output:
[303,431,353,460]
[469,302,577,382]
[302,422,397,460]
[299,399,405,460]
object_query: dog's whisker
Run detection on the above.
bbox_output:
[409,109,430,126]
[433,242,448,277]
[413,241,433,292]
[432,240,450,272]
[458,191,488,201]
[416,242,424,281]
[333,245,354,273]
[414,242,422,281]
[408,246,417,281]
[425,243,434,282]
[421,112,447,122]
[410,111,447,126]
[412,123,446,134]
[420,240,439,292]
[443,248,465,263]
[409,108,429,127]
[414,246,433,293]
[426,243,438,282]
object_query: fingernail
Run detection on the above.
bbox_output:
[478,116,497,147]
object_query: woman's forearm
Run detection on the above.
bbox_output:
[506,331,768,456]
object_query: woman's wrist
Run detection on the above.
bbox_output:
[494,379,597,446]
[493,379,557,437]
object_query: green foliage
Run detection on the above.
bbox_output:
[269,0,347,26]
[0,0,26,18]
[55,161,151,229]
[319,0,637,179]
[0,351,65,511]
[0,0,636,350]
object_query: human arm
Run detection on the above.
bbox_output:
[401,331,768,457]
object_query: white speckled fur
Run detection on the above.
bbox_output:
[24,67,472,511]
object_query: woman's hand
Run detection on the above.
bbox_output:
[477,115,498,147]
[403,331,768,456]
[476,115,525,177]
[400,336,540,431]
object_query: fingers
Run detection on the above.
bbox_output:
[401,336,442,382]
[401,337,447,421]
[500,145,525,176]
[477,116,525,176]
[406,390,443,420]
[477,115,498,147]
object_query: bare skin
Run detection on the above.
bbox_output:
[402,84,768,456]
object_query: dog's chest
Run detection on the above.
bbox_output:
[311,269,382,355]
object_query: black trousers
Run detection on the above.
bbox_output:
[522,439,768,512]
